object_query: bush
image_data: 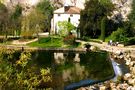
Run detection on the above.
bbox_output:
[81,36,90,41]
[108,28,128,42]
[58,21,76,37]
[124,37,135,46]
[63,34,76,45]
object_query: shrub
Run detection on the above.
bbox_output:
[58,21,76,37]
[63,33,76,45]
[124,37,135,46]
[81,36,90,41]
[108,28,128,42]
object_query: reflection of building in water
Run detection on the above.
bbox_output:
[74,53,80,62]
[54,53,65,64]
[62,63,89,82]
[54,53,80,64]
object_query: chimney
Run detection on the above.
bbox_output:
[64,6,70,12]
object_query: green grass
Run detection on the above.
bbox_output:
[28,36,63,48]
[28,36,81,48]
[80,36,102,44]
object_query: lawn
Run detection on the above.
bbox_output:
[28,36,81,48]
[28,36,63,48]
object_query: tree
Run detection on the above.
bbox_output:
[58,21,76,37]
[10,4,22,36]
[21,9,45,39]
[128,0,135,35]
[0,2,9,40]
[79,0,114,38]
[36,0,54,33]
[101,17,106,42]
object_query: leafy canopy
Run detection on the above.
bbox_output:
[79,0,114,38]
[58,21,76,36]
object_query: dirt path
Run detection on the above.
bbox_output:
[12,38,38,45]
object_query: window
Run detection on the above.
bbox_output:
[58,14,61,16]
[70,14,73,17]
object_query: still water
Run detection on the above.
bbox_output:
[32,51,114,90]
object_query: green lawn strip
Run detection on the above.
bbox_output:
[28,37,81,48]
[28,37,63,48]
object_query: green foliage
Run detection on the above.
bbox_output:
[108,28,128,42]
[80,0,114,38]
[0,4,22,36]
[10,4,22,36]
[21,9,45,39]
[0,3,9,36]
[124,37,135,46]
[128,0,135,25]
[63,33,76,45]
[0,49,52,89]
[101,17,106,42]
[11,4,22,20]
[21,1,53,39]
[58,21,76,36]
[36,0,54,32]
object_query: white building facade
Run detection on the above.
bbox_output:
[51,6,81,34]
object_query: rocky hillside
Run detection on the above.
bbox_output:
[51,0,85,9]
[111,0,133,21]
[1,0,133,20]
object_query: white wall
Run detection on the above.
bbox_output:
[52,13,80,34]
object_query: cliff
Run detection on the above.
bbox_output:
[1,0,133,20]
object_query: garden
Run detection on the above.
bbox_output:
[0,0,135,90]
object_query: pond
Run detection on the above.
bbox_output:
[0,49,114,90]
[31,50,114,90]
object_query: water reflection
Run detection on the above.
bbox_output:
[34,51,114,89]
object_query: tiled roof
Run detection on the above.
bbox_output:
[54,6,81,14]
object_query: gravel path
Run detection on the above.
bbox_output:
[76,40,135,58]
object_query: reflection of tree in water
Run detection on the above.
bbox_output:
[80,51,114,80]
[64,52,75,63]
[33,51,53,68]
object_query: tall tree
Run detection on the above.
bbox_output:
[101,17,106,42]
[36,0,54,33]
[128,0,135,29]
[21,9,45,39]
[0,2,9,38]
[10,4,22,36]
[79,0,114,38]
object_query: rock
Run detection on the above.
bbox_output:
[120,55,124,59]
[122,83,129,89]
[132,66,135,75]
[110,83,117,89]
[126,61,130,66]
[90,46,99,51]
[99,86,106,90]
[117,44,124,47]
[128,79,135,85]
[127,86,134,90]
[115,50,121,55]
[130,61,134,67]
[126,54,131,58]
[123,73,132,80]
[111,88,117,90]
[87,86,97,90]
[79,88,86,90]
